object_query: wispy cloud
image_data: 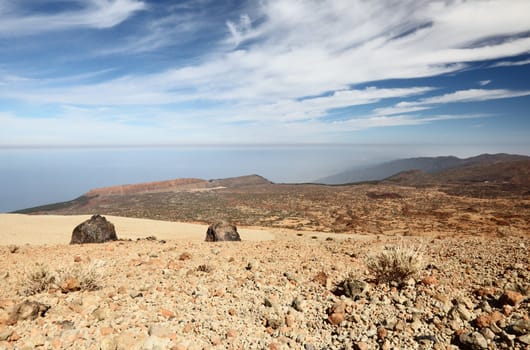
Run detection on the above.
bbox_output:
[226,14,252,47]
[1,0,530,145]
[0,0,145,37]
[375,89,530,117]
[417,89,530,105]
[491,58,530,67]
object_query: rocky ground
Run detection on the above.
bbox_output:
[0,231,528,350]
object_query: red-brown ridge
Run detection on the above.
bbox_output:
[86,178,208,196]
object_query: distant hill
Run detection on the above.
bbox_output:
[15,174,271,214]
[385,159,530,186]
[317,153,530,184]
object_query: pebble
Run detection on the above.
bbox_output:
[1,234,529,350]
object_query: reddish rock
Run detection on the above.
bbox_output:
[226,329,238,338]
[328,301,345,325]
[9,331,20,341]
[60,277,80,293]
[179,252,192,260]
[182,323,193,333]
[158,308,175,319]
[421,276,439,286]
[211,336,221,346]
[100,327,113,336]
[474,287,495,298]
[313,271,329,287]
[475,311,504,328]
[268,343,280,350]
[499,290,525,306]
[377,326,388,339]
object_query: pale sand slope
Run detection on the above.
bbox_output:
[0,214,276,245]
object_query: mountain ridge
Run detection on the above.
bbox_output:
[317,153,530,184]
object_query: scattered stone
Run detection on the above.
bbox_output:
[179,252,192,260]
[70,214,118,244]
[480,327,495,341]
[518,334,530,345]
[8,300,50,324]
[475,311,503,328]
[291,296,305,312]
[510,319,530,335]
[0,328,13,341]
[458,331,488,349]
[226,329,238,338]
[60,277,81,293]
[158,308,175,319]
[353,341,369,350]
[377,326,388,340]
[499,290,525,307]
[283,271,298,283]
[142,335,170,350]
[100,327,113,336]
[130,291,143,299]
[327,301,345,325]
[313,271,329,287]
[100,336,118,350]
[266,312,284,329]
[421,276,439,286]
[148,325,172,338]
[91,307,107,321]
[205,221,241,242]
[334,278,368,299]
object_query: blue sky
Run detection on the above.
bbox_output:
[1,0,530,147]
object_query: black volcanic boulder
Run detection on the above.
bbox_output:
[205,221,241,242]
[70,214,118,244]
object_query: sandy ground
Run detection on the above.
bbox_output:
[0,214,277,245]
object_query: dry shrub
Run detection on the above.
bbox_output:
[21,263,101,296]
[21,264,56,296]
[56,264,100,293]
[367,244,423,287]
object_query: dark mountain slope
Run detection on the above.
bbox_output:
[317,153,530,184]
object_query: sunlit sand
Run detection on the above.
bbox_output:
[0,214,275,245]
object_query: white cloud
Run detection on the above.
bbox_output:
[418,89,530,105]
[479,80,491,86]
[2,0,530,144]
[373,88,530,117]
[491,58,530,67]
[0,0,145,37]
[226,14,252,46]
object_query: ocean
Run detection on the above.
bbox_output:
[1,144,527,212]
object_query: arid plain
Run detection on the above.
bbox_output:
[1,165,529,349]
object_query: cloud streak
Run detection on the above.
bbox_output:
[1,0,530,145]
[375,89,530,117]
[0,0,145,37]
